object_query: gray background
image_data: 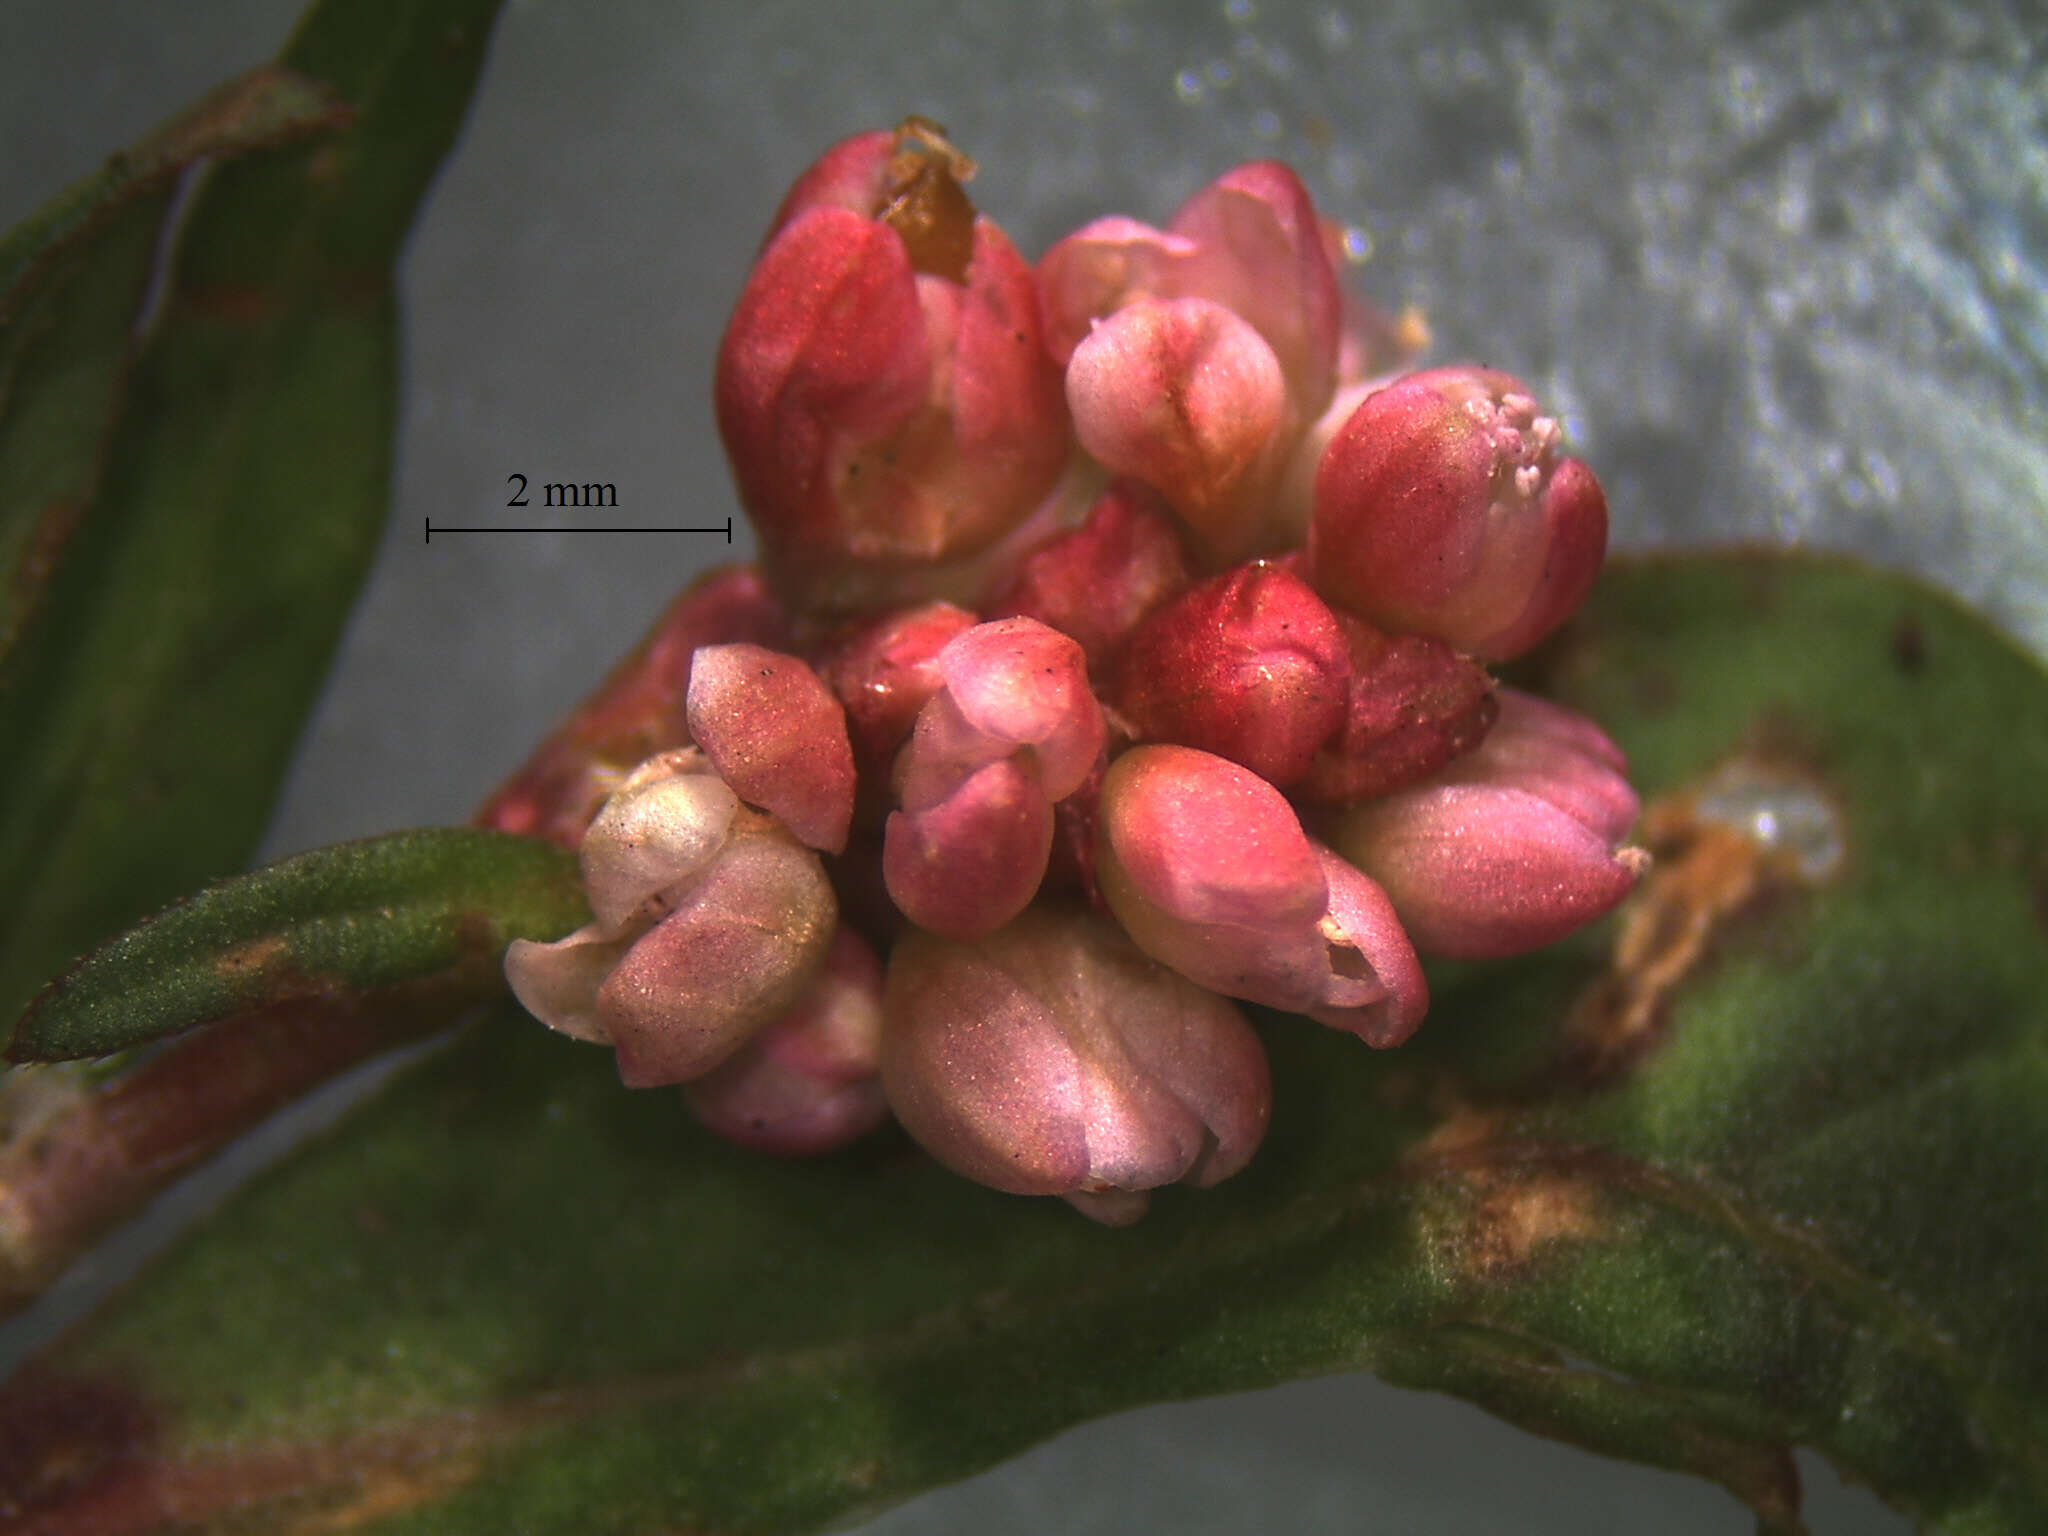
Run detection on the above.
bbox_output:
[8,1,2045,1530]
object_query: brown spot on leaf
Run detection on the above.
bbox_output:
[213,933,293,983]
[1566,756,1845,1077]
[1468,1173,1603,1277]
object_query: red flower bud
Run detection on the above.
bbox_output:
[683,927,888,1156]
[716,123,1068,613]
[881,906,1270,1224]
[1109,560,1350,789]
[983,480,1193,673]
[1330,688,1646,958]
[685,644,855,853]
[1296,612,1498,805]
[1309,365,1608,660]
[1095,745,1424,1043]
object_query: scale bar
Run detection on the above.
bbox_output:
[426,516,732,543]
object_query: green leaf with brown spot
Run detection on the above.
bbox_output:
[4,551,2045,1534]
[7,829,585,1064]
[0,0,506,1026]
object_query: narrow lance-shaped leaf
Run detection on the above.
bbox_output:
[7,828,587,1064]
[3,552,2043,1534]
[0,66,351,677]
[0,0,507,1023]
[0,829,583,1318]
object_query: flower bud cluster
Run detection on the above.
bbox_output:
[495,122,1643,1221]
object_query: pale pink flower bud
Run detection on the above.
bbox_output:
[577,750,740,933]
[1066,298,1287,560]
[505,755,838,1088]
[1296,612,1498,805]
[983,481,1193,672]
[1108,560,1349,789]
[881,906,1271,1224]
[715,122,1068,613]
[1330,688,1645,959]
[598,818,837,1087]
[684,927,889,1156]
[476,566,786,848]
[1308,365,1609,661]
[1095,745,1424,1044]
[685,644,855,853]
[884,618,1105,937]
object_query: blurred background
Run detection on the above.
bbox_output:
[7,2,2043,1530]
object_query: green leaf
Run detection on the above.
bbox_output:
[4,551,2045,1534]
[7,829,585,1064]
[0,0,506,1025]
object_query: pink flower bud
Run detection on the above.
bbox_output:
[1163,161,1341,418]
[505,755,838,1088]
[1065,298,1287,559]
[814,601,980,779]
[1108,560,1349,789]
[716,123,1068,614]
[1039,162,1340,416]
[884,753,1053,942]
[1297,612,1498,805]
[1039,163,1344,564]
[928,617,1106,799]
[1095,745,1424,1043]
[881,906,1271,1224]
[883,618,1105,938]
[1308,365,1609,661]
[1330,688,1646,959]
[983,481,1193,672]
[685,644,855,853]
[476,566,786,848]
[683,927,888,1156]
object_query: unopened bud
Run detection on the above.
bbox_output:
[884,618,1105,938]
[815,601,980,778]
[1330,688,1645,958]
[1066,298,1286,556]
[476,567,786,848]
[684,927,889,1156]
[1095,745,1424,1042]
[1039,162,1344,564]
[881,906,1270,1224]
[685,644,855,853]
[716,122,1068,613]
[505,754,838,1088]
[1109,560,1350,789]
[1309,365,1608,660]
[983,481,1193,672]
[1296,612,1498,805]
